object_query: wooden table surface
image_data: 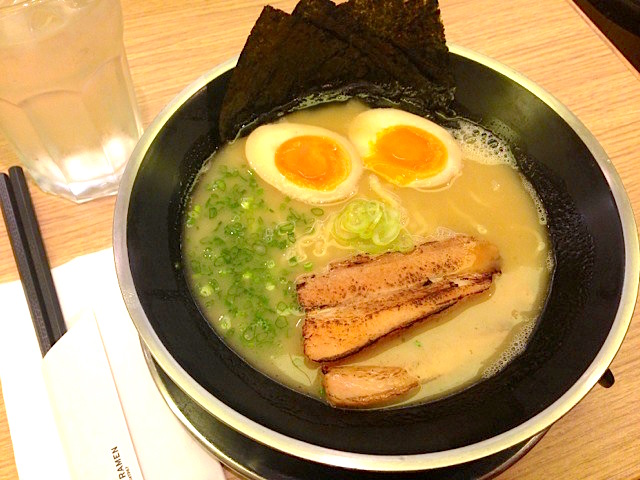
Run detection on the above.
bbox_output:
[1,0,639,479]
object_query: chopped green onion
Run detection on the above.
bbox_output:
[190,259,202,273]
[219,316,231,330]
[242,325,255,341]
[240,197,253,209]
[277,222,294,234]
[331,199,413,254]
[208,279,220,292]
[276,301,288,315]
[185,166,311,348]
[199,284,213,297]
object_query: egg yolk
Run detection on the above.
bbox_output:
[365,125,447,185]
[275,135,351,190]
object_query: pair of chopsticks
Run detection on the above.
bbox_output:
[0,167,66,356]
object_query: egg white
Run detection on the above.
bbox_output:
[245,123,363,204]
[348,108,462,189]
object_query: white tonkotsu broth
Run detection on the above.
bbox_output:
[183,99,551,406]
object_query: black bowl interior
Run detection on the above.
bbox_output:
[125,53,625,455]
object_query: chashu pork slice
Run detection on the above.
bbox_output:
[303,272,495,363]
[297,235,500,310]
[322,365,419,408]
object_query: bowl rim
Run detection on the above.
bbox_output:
[113,43,639,471]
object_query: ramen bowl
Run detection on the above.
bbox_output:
[113,44,638,474]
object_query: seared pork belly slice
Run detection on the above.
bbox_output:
[297,235,500,310]
[323,365,419,408]
[303,273,495,363]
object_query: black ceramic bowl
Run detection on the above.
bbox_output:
[114,45,638,472]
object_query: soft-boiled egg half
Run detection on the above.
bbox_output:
[348,108,462,189]
[245,123,363,204]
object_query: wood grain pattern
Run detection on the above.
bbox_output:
[0,389,18,479]
[1,0,639,479]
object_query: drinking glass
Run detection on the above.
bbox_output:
[0,0,142,203]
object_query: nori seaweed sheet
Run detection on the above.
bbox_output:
[218,0,453,142]
[293,0,452,109]
[341,0,452,89]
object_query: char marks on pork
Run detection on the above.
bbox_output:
[297,235,501,363]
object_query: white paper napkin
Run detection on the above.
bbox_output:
[42,311,145,480]
[0,248,225,480]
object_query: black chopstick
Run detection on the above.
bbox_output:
[0,167,66,356]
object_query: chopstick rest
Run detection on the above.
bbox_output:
[41,311,144,480]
